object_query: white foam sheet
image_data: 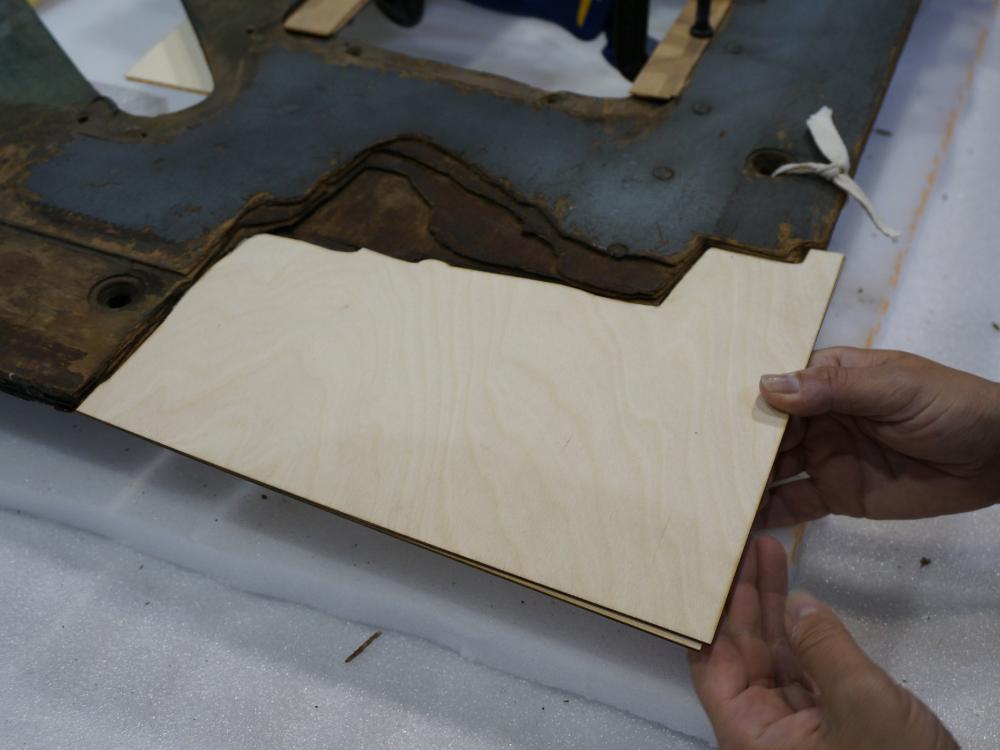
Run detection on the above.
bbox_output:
[0,394,713,745]
[35,0,204,114]
[0,508,708,750]
[820,0,1000,358]
[797,2,1000,747]
[9,0,1000,747]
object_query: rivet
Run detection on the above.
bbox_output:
[725,41,743,54]
[652,166,675,181]
[607,243,629,257]
[692,101,712,115]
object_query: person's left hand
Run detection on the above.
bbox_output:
[688,536,957,750]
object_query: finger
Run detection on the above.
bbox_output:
[780,683,817,712]
[772,443,808,482]
[778,415,806,453]
[724,537,762,640]
[688,636,747,712]
[755,536,812,694]
[785,592,888,705]
[755,535,788,647]
[757,447,810,528]
[689,540,762,705]
[756,480,828,528]
[759,360,914,419]
[807,346,903,370]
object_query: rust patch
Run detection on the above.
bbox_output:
[286,139,683,304]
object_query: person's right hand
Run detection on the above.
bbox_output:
[690,536,958,750]
[758,347,1000,525]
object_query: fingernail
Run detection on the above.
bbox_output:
[761,373,800,394]
[786,591,820,623]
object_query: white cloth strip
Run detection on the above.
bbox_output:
[774,106,900,240]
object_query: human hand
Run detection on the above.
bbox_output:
[758,347,1000,524]
[689,536,957,750]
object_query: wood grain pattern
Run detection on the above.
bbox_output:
[80,236,841,645]
[630,0,732,100]
[125,21,213,96]
[284,0,369,37]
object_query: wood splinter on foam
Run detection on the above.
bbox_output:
[345,630,382,663]
[79,234,842,648]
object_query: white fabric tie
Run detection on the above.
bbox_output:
[773,106,900,240]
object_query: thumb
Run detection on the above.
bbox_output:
[759,364,908,418]
[785,592,885,700]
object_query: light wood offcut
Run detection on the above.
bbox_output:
[81,235,841,645]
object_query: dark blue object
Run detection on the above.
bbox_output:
[373,0,652,79]
[460,0,614,40]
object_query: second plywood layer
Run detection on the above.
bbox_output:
[81,236,841,645]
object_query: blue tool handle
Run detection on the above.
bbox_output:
[459,0,614,40]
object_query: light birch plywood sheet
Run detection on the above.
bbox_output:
[284,0,369,37]
[80,236,842,645]
[125,21,213,96]
[631,0,732,100]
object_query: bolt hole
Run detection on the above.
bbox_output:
[92,276,143,310]
[746,148,793,176]
[77,114,89,124]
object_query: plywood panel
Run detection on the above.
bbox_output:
[125,21,213,96]
[80,236,841,644]
[284,0,369,37]
[631,0,732,100]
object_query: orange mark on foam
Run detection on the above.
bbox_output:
[790,522,806,563]
[862,320,881,350]
[862,19,994,348]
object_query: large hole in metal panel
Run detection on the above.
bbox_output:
[35,0,685,110]
[91,276,145,311]
[35,0,210,116]
[746,148,794,177]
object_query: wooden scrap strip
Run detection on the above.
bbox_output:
[284,0,370,37]
[126,21,213,96]
[630,0,732,101]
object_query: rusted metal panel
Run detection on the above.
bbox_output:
[0,226,184,407]
[0,0,919,408]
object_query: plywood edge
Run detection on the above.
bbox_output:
[700,248,843,642]
[70,409,704,649]
[399,539,706,649]
[630,0,733,100]
[125,21,213,96]
[284,0,369,37]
